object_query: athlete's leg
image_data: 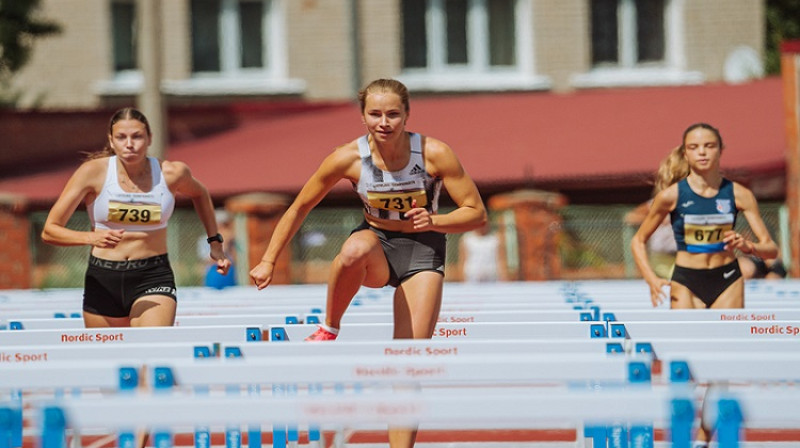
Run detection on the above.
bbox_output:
[392,271,443,339]
[388,272,444,448]
[83,311,131,327]
[324,230,390,329]
[710,277,744,309]
[669,281,706,309]
[130,295,177,327]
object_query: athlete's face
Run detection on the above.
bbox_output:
[109,119,151,162]
[362,92,408,143]
[683,127,721,173]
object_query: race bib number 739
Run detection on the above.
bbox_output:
[108,201,162,225]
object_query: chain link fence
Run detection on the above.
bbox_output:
[27,202,786,288]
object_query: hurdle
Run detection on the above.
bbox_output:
[20,385,800,448]
[606,320,800,339]
[264,321,609,342]
[24,387,684,448]
[0,325,264,347]
[4,309,596,331]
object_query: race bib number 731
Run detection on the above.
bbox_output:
[367,189,427,213]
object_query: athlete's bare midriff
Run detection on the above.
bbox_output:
[91,227,168,260]
[364,213,428,233]
[674,250,737,270]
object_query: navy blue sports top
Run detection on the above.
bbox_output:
[670,178,737,253]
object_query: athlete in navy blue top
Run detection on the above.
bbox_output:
[631,123,778,447]
[631,122,778,448]
[632,123,776,309]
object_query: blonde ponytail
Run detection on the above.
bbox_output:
[653,145,688,195]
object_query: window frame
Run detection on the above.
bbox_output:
[96,0,303,97]
[573,0,704,88]
[399,0,550,92]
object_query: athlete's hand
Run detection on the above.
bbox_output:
[209,245,232,275]
[723,230,752,254]
[405,199,434,231]
[250,261,275,290]
[646,277,670,307]
[90,229,125,248]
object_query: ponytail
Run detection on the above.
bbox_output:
[653,145,689,195]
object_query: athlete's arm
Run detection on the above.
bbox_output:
[630,185,676,306]
[250,144,360,289]
[726,183,778,259]
[409,136,486,233]
[166,161,220,241]
[41,159,124,248]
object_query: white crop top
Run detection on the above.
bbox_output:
[88,156,175,231]
[352,132,442,221]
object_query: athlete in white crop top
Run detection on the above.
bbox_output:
[42,108,231,332]
[88,155,175,231]
[250,79,486,448]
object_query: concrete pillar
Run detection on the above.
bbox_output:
[225,193,292,284]
[781,41,800,277]
[0,194,32,289]
[488,189,567,281]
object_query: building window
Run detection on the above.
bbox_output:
[591,0,665,67]
[111,0,137,72]
[402,0,517,73]
[191,0,270,75]
[574,0,702,87]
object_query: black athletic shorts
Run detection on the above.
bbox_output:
[83,254,177,318]
[671,259,742,308]
[352,221,446,287]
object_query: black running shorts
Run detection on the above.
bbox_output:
[83,254,177,317]
[352,221,446,287]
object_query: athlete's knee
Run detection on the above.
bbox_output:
[337,238,376,268]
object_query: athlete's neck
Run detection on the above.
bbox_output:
[686,171,722,197]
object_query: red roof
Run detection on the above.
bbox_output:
[0,77,786,205]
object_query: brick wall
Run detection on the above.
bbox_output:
[0,196,32,289]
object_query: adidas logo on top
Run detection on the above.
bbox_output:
[409,164,425,175]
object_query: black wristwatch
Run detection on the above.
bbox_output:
[207,233,224,244]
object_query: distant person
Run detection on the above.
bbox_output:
[630,122,777,448]
[197,209,237,289]
[41,107,231,328]
[459,220,504,282]
[249,78,486,448]
[738,252,787,280]
[625,199,677,280]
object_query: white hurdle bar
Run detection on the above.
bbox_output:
[26,387,681,448]
[20,386,800,448]
[0,325,264,347]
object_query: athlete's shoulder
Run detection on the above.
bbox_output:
[74,157,110,180]
[160,159,189,174]
[653,182,679,212]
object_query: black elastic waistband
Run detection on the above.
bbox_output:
[88,254,169,271]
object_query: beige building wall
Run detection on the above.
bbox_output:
[286,0,354,100]
[358,0,402,88]
[683,0,765,80]
[8,0,767,109]
[161,0,192,80]
[13,0,112,109]
[534,0,589,93]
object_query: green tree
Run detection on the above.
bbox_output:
[0,0,61,105]
[766,0,800,74]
